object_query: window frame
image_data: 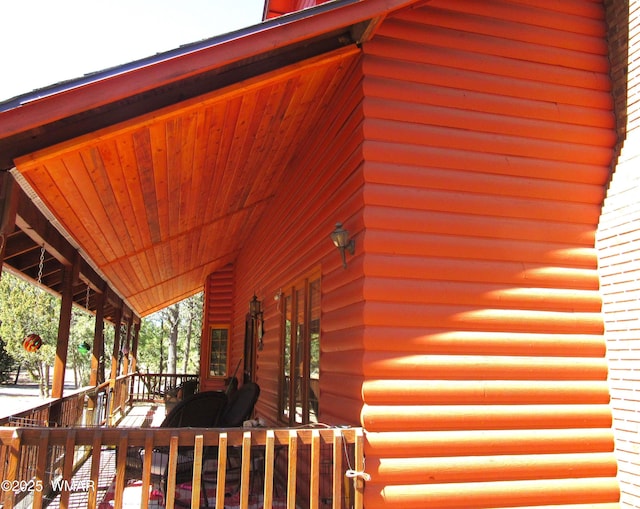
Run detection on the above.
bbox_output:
[279,270,321,425]
[207,324,230,379]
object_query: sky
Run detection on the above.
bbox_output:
[0,0,266,102]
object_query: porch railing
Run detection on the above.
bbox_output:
[128,372,200,402]
[0,382,110,428]
[0,373,200,429]
[0,426,365,509]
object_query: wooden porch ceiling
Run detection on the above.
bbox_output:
[13,48,360,316]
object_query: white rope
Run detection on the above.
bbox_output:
[341,429,371,482]
[345,468,371,482]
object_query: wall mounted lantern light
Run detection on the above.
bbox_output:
[330,222,355,269]
[249,294,264,350]
[249,295,262,320]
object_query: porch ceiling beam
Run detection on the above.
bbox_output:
[2,229,35,259]
[14,182,106,293]
[14,185,77,268]
[4,176,139,323]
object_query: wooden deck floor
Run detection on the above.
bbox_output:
[117,403,166,428]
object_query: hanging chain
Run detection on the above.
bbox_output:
[37,245,45,285]
[86,285,91,309]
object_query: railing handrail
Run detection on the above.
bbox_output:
[0,425,361,447]
[130,372,198,378]
[0,384,96,426]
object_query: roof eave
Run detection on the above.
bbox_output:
[0,0,419,171]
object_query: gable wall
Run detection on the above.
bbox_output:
[599,1,640,507]
[360,1,619,507]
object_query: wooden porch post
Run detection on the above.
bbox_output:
[87,290,105,425]
[122,313,133,376]
[110,305,123,381]
[130,318,140,373]
[51,254,79,400]
[90,290,105,387]
[0,172,19,276]
[108,305,123,425]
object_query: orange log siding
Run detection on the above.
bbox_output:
[200,0,620,507]
[200,265,234,392]
[359,1,617,508]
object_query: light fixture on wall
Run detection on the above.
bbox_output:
[249,295,262,320]
[249,294,264,350]
[330,222,355,269]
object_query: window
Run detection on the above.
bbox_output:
[208,326,229,377]
[280,274,320,425]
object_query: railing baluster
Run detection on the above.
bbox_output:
[87,429,102,509]
[191,434,204,509]
[263,429,275,509]
[3,429,22,509]
[240,431,252,508]
[32,429,50,508]
[287,430,297,509]
[332,429,342,509]
[165,434,180,509]
[59,429,77,509]
[354,428,365,509]
[114,431,128,509]
[310,429,320,509]
[216,432,228,509]
[140,431,154,509]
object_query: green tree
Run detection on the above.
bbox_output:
[0,334,15,383]
[1,269,204,400]
[182,293,202,373]
[136,318,164,373]
[0,271,58,396]
[137,293,202,375]
[0,271,97,394]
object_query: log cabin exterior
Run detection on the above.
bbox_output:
[0,0,639,507]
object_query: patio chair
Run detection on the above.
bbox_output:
[161,390,228,428]
[177,383,262,507]
[219,382,260,427]
[125,390,228,487]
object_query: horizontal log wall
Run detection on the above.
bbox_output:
[599,1,640,507]
[361,1,618,508]
[200,266,234,392]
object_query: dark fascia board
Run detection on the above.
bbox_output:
[0,0,418,171]
[0,27,355,171]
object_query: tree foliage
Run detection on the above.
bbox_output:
[136,294,203,374]
[0,270,204,397]
[0,271,59,396]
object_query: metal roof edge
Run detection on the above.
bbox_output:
[0,0,360,113]
[0,0,417,135]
